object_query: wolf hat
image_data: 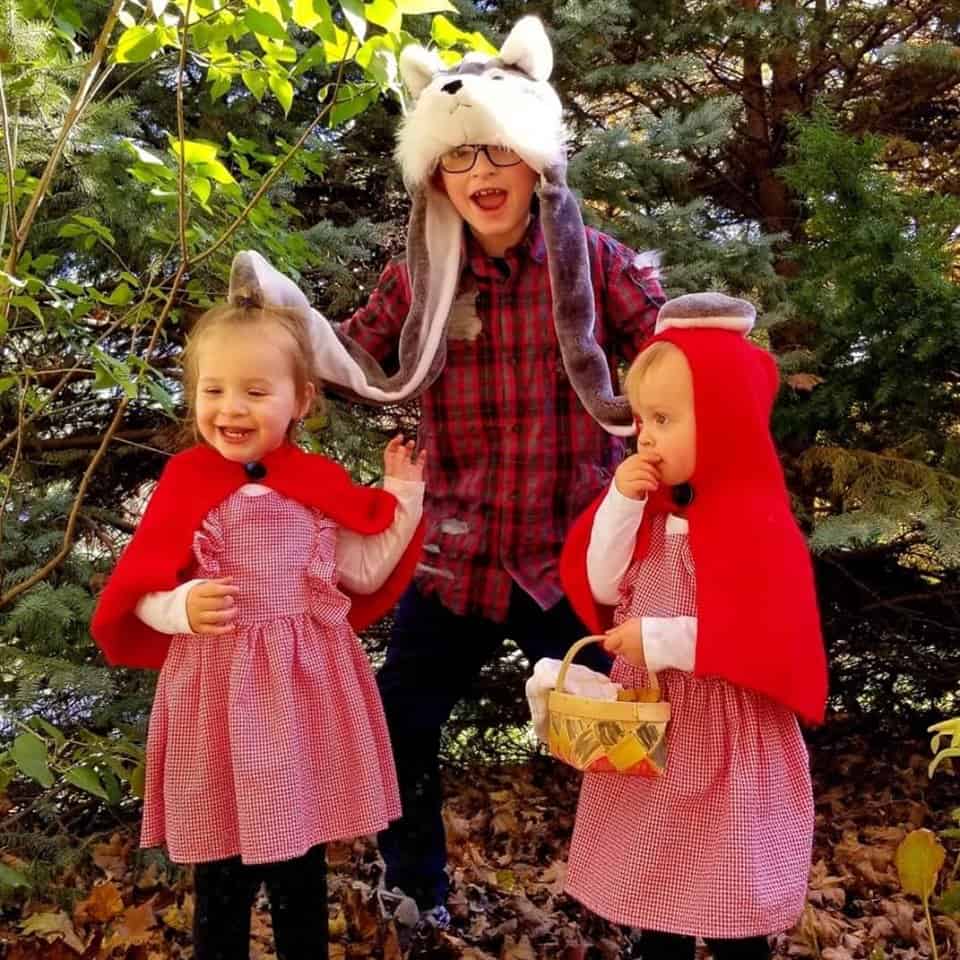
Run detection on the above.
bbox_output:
[229,17,659,435]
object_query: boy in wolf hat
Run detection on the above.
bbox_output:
[229,16,664,921]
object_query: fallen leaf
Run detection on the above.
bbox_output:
[92,833,132,879]
[20,910,86,954]
[74,880,124,924]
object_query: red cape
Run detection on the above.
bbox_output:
[561,328,828,724]
[91,443,424,669]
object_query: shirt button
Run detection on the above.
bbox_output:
[509,490,520,501]
[511,423,522,433]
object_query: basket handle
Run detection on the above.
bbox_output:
[556,635,660,697]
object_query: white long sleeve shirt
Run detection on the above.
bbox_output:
[585,483,697,674]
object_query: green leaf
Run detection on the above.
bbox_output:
[293,41,327,76]
[329,82,378,126]
[104,282,134,306]
[268,73,294,114]
[339,0,365,40]
[292,0,334,39]
[11,733,53,788]
[64,766,109,800]
[208,65,233,101]
[322,25,355,63]
[243,8,288,39]
[170,138,220,166]
[115,25,161,62]
[364,0,400,33]
[190,176,212,205]
[197,159,236,184]
[0,863,31,891]
[429,15,495,54]
[396,0,454,11]
[27,717,66,749]
[10,295,44,323]
[937,881,960,918]
[895,829,945,900]
[129,762,146,799]
[242,68,267,100]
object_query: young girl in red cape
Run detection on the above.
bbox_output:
[91,296,425,960]
[557,293,828,959]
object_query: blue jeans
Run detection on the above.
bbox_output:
[376,582,608,908]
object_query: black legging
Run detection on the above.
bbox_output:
[642,930,770,959]
[192,844,328,960]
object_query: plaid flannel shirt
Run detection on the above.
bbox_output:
[340,217,664,622]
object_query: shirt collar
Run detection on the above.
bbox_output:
[462,214,546,281]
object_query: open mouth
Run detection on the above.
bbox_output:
[217,427,254,443]
[471,187,507,211]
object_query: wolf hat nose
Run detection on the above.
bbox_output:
[441,79,463,95]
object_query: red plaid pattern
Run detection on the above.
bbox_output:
[565,513,814,937]
[141,490,401,865]
[341,218,664,620]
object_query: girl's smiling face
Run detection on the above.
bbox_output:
[194,322,314,464]
[627,343,697,486]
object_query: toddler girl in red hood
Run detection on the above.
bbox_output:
[559,293,828,959]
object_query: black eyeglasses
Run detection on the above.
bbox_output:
[439,144,522,174]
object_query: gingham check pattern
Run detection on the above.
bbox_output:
[141,490,401,865]
[341,220,664,620]
[565,513,815,938]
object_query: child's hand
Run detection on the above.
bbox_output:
[603,617,646,668]
[186,578,239,635]
[384,434,426,483]
[614,451,661,500]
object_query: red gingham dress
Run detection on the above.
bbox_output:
[566,512,814,938]
[140,490,401,865]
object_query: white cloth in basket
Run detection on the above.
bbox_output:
[526,657,622,744]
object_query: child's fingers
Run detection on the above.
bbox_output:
[200,581,239,599]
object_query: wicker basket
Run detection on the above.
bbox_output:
[547,636,670,777]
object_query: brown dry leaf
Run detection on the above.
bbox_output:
[537,859,567,896]
[328,908,348,940]
[19,910,87,954]
[883,897,918,940]
[160,897,192,934]
[500,934,536,960]
[92,833,132,879]
[381,920,403,960]
[820,948,854,960]
[74,880,124,925]
[325,841,353,868]
[786,373,825,392]
[104,898,158,951]
[491,809,519,836]
[134,861,164,891]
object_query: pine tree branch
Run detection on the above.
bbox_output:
[6,0,124,272]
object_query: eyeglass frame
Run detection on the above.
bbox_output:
[438,144,523,174]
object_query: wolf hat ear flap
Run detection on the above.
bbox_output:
[230,16,658,434]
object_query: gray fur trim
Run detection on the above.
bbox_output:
[539,161,634,436]
[655,292,756,335]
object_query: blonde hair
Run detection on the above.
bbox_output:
[181,301,321,444]
[623,341,680,410]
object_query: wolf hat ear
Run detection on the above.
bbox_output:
[499,16,553,81]
[231,17,661,435]
[398,44,444,99]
